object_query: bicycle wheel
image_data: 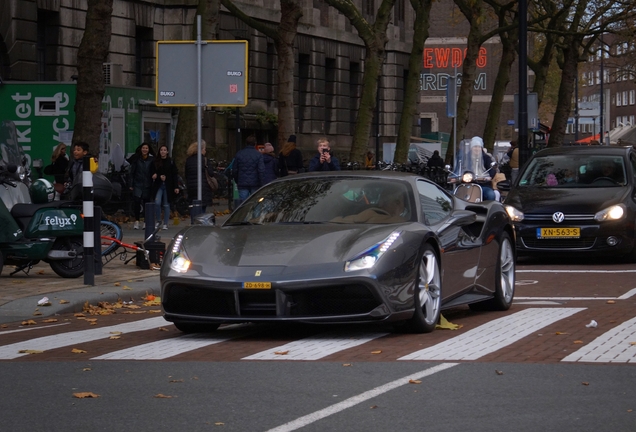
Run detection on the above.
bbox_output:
[101,220,123,256]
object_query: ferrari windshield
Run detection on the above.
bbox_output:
[226,177,414,225]
[518,154,627,187]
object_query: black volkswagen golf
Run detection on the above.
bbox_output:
[504,145,636,260]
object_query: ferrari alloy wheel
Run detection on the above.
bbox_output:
[173,321,220,333]
[470,232,515,311]
[408,245,442,333]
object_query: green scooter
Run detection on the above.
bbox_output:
[0,164,85,278]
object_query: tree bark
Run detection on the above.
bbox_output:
[393,0,433,164]
[73,0,113,156]
[325,0,397,163]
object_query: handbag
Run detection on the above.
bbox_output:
[205,168,219,191]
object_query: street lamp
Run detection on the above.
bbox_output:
[518,0,528,166]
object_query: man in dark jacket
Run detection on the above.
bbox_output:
[427,150,444,169]
[232,135,265,204]
[308,137,340,171]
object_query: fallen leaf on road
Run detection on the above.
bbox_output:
[342,363,352,367]
[607,300,616,304]
[21,320,37,326]
[123,311,146,314]
[495,370,504,375]
[85,318,97,323]
[123,304,141,309]
[109,336,121,340]
[33,312,42,316]
[630,342,636,346]
[83,368,91,372]
[59,300,69,304]
[148,309,161,314]
[170,379,184,383]
[370,405,378,409]
[154,394,174,398]
[1,324,7,328]
[408,379,422,384]
[582,382,590,386]
[274,351,289,355]
[159,327,169,331]
[555,332,568,335]
[214,422,225,426]
[73,392,100,398]
[71,348,87,354]
[114,282,121,286]
[37,270,45,275]
[122,285,132,290]
[19,349,44,354]
[573,340,583,344]
[110,331,122,335]
[74,313,85,318]
[371,350,382,354]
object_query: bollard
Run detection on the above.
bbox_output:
[94,206,102,275]
[82,156,94,286]
[190,199,203,225]
[144,201,155,241]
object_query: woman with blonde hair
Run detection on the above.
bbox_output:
[278,134,304,176]
[184,140,216,212]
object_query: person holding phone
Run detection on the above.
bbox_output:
[308,137,341,172]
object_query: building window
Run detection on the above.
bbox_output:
[349,62,361,134]
[630,115,635,126]
[37,9,60,81]
[394,0,405,23]
[135,26,154,88]
[617,93,622,107]
[623,91,628,106]
[631,90,635,105]
[595,70,600,85]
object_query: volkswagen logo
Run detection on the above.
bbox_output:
[552,212,565,223]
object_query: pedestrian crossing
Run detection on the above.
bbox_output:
[1,308,636,364]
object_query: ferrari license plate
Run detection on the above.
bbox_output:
[537,227,580,239]
[243,282,272,289]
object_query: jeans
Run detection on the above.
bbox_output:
[155,183,170,225]
[237,187,259,206]
[480,185,496,201]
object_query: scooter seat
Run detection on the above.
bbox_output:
[10,200,72,219]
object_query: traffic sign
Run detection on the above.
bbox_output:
[155,40,248,107]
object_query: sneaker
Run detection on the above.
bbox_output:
[133,221,139,230]
[142,222,146,229]
[155,222,160,229]
[162,224,168,230]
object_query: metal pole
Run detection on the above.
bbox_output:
[375,79,380,168]
[599,37,604,145]
[191,15,204,222]
[575,76,579,142]
[518,0,529,167]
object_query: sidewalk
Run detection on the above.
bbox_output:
[0,205,231,324]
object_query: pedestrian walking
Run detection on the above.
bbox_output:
[184,141,215,213]
[128,142,154,229]
[232,135,265,204]
[150,144,179,230]
[279,134,304,176]
[262,142,279,184]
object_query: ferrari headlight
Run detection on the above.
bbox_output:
[504,205,524,222]
[594,204,625,222]
[345,231,401,272]
[461,171,475,183]
[170,234,191,273]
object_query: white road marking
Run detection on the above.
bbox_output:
[562,317,636,363]
[517,270,636,273]
[0,316,168,359]
[265,363,458,432]
[0,322,70,335]
[399,308,585,361]
[92,325,257,360]
[242,331,389,361]
[515,288,636,301]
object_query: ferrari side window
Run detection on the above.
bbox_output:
[416,180,452,224]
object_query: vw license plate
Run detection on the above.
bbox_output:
[243,282,272,289]
[537,227,580,239]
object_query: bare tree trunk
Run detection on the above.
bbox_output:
[394,0,433,164]
[73,0,113,156]
[548,39,579,147]
[482,21,517,149]
[221,0,302,151]
[172,0,220,173]
[325,0,396,163]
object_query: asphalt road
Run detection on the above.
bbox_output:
[1,258,635,431]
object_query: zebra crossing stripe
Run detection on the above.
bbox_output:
[92,325,257,360]
[399,308,586,361]
[561,316,636,363]
[0,317,168,360]
[242,331,390,361]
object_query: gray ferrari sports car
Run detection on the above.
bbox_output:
[160,171,516,333]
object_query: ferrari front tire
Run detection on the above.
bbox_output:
[408,245,442,333]
[173,321,220,333]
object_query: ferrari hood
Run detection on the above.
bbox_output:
[505,186,629,214]
[178,224,406,268]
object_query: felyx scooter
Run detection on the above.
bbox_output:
[0,164,85,278]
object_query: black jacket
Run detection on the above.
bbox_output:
[262,153,279,184]
[279,148,304,176]
[232,146,265,188]
[185,154,215,206]
[150,157,179,202]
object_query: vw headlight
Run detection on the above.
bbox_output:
[345,231,401,272]
[594,204,625,222]
[170,234,191,273]
[461,171,475,183]
[504,205,524,222]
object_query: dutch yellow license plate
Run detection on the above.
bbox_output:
[537,227,580,239]
[243,282,272,289]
